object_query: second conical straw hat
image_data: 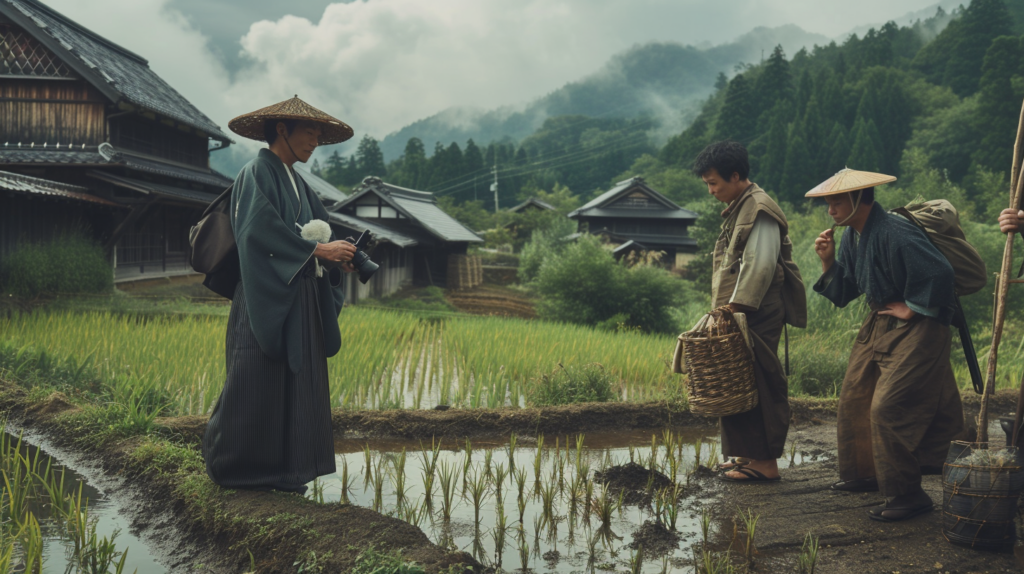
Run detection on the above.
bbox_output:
[228,95,354,145]
[804,168,896,198]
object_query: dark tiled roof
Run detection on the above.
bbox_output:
[0,169,122,207]
[294,165,348,206]
[334,177,483,244]
[573,208,697,220]
[0,147,234,188]
[0,149,106,164]
[612,240,646,255]
[1,0,231,142]
[328,212,418,248]
[509,197,557,213]
[88,170,218,205]
[569,176,698,220]
[121,155,233,188]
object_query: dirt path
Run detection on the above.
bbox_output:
[710,397,1022,574]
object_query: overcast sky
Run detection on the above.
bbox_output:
[44,0,951,157]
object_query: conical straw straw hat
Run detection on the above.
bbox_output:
[228,95,354,145]
[804,168,896,198]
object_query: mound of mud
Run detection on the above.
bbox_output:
[594,462,674,505]
[629,520,680,557]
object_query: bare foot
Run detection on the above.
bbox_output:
[724,459,779,481]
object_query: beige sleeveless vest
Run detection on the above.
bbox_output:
[710,184,807,327]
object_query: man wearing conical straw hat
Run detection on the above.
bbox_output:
[693,141,807,483]
[202,96,357,494]
[810,169,964,521]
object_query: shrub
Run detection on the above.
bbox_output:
[528,363,616,406]
[1,234,111,297]
[533,234,683,333]
[517,216,576,284]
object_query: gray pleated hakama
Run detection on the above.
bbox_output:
[202,276,336,493]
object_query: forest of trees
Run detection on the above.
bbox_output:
[316,0,1024,236]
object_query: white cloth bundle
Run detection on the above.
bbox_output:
[298,219,332,277]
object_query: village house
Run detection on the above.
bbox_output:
[0,0,237,283]
[328,176,484,302]
[567,176,699,269]
[1,0,472,303]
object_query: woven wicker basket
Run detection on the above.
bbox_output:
[677,306,758,417]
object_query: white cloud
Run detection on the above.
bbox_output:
[44,0,939,162]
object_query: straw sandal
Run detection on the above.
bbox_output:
[719,467,781,483]
[717,457,751,471]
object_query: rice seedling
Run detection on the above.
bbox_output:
[363,444,374,487]
[665,484,682,530]
[533,435,544,495]
[438,460,457,522]
[797,531,820,574]
[574,433,586,468]
[20,512,44,574]
[628,444,636,464]
[339,458,355,503]
[700,549,736,574]
[491,502,510,566]
[789,440,799,467]
[391,449,408,508]
[650,434,659,473]
[737,508,760,566]
[629,544,644,574]
[467,471,490,529]
[483,449,494,480]
[693,440,703,472]
[462,439,473,494]
[585,525,600,571]
[567,474,584,515]
[402,496,425,528]
[507,433,518,476]
[371,459,386,513]
[557,453,567,496]
[540,480,558,525]
[492,462,508,505]
[592,486,614,530]
[700,507,712,547]
[517,527,530,572]
[704,441,719,471]
[660,555,670,574]
[512,466,527,503]
[310,477,325,504]
[584,479,594,520]
[653,488,668,525]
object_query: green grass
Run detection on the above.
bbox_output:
[0,305,682,416]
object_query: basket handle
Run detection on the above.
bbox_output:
[710,305,737,337]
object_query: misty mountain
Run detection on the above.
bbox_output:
[378,24,830,161]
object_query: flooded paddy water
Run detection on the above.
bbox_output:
[313,427,823,573]
[0,429,166,574]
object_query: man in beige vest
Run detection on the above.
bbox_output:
[694,141,807,482]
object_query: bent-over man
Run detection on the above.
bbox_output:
[810,169,965,522]
[694,141,806,483]
[202,97,357,494]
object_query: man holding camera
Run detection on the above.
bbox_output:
[202,97,356,494]
[694,141,806,482]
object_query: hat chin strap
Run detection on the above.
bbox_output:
[281,130,303,164]
[833,189,863,228]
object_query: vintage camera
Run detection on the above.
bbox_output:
[346,230,379,284]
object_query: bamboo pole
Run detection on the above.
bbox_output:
[978,97,1024,444]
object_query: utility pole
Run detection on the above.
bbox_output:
[490,161,499,214]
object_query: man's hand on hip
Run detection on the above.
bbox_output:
[877,301,916,320]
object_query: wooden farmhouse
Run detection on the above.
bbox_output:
[567,176,699,269]
[328,177,484,301]
[0,0,239,282]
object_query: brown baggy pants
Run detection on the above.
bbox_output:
[837,312,965,497]
[720,286,791,460]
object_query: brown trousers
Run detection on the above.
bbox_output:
[721,285,791,460]
[837,312,965,497]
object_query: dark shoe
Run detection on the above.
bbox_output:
[920,465,943,476]
[868,491,934,522]
[719,467,781,483]
[831,477,879,492]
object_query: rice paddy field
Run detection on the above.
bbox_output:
[0,307,682,417]
[1,286,1019,420]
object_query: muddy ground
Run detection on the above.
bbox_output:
[6,379,1023,573]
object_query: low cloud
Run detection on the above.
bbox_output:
[44,0,940,171]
